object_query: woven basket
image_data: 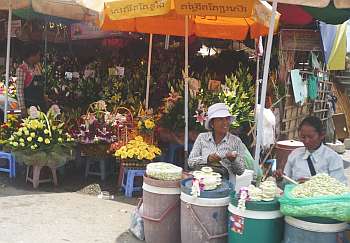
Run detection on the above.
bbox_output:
[80,143,110,157]
[121,159,151,169]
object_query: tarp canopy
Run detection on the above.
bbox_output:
[273,0,350,8]
[273,0,350,24]
[0,0,98,21]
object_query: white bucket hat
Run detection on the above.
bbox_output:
[205,103,234,130]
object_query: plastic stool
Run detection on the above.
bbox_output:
[0,151,15,178]
[121,169,145,197]
[85,157,108,180]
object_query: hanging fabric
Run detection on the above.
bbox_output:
[307,75,318,100]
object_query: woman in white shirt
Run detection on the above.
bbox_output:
[188,103,246,183]
[278,116,347,185]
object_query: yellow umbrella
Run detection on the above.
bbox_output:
[100,0,278,40]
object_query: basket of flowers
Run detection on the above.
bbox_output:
[71,101,122,157]
[115,136,161,169]
[4,105,75,167]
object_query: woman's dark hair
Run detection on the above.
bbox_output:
[298,116,325,134]
[21,43,41,60]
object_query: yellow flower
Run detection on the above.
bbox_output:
[12,142,18,147]
[27,137,32,142]
[30,145,36,150]
[144,119,155,129]
[20,143,25,147]
[24,130,29,136]
[44,138,51,144]
[58,138,63,143]
[30,132,36,138]
[52,126,57,131]
[19,138,24,143]
[135,136,143,142]
[137,121,142,129]
[38,137,43,142]
[17,131,23,136]
[44,129,49,135]
[9,136,14,141]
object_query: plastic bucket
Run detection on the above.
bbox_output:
[275,140,304,171]
[142,175,181,243]
[181,192,230,243]
[283,216,348,243]
[228,199,284,243]
[180,178,231,243]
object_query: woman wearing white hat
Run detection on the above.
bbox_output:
[188,103,246,182]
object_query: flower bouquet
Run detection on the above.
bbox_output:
[115,136,161,168]
[0,114,21,145]
[5,105,75,167]
[71,101,124,156]
[137,108,156,144]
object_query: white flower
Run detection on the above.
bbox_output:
[29,106,39,119]
[49,104,61,116]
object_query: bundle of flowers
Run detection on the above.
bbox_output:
[5,105,75,166]
[0,114,21,144]
[71,101,121,144]
[115,136,161,162]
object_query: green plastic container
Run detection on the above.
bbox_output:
[228,196,284,243]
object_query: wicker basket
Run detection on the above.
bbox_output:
[80,143,111,157]
[121,159,151,169]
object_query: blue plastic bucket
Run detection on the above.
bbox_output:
[283,216,348,243]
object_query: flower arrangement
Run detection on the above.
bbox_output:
[0,114,20,144]
[71,101,120,144]
[5,105,75,166]
[137,108,156,134]
[115,136,161,161]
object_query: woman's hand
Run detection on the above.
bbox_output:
[297,177,309,184]
[273,169,283,178]
[225,151,238,161]
[207,153,221,165]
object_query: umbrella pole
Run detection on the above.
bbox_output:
[145,33,153,109]
[44,19,48,93]
[184,15,189,170]
[255,46,260,123]
[4,4,12,122]
[254,0,278,163]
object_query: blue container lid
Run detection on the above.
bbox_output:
[181,177,232,198]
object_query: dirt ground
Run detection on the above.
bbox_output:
[0,162,144,243]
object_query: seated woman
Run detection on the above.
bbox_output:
[277,116,347,184]
[188,103,246,183]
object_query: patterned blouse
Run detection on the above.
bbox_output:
[188,132,246,177]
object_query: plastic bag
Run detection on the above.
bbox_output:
[279,185,350,222]
[129,202,145,240]
[243,144,262,182]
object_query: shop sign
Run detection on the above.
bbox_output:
[280,29,321,52]
[105,0,171,20]
[4,20,21,38]
[175,0,253,17]
[71,22,118,40]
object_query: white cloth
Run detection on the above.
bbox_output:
[256,105,276,150]
[284,143,348,185]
